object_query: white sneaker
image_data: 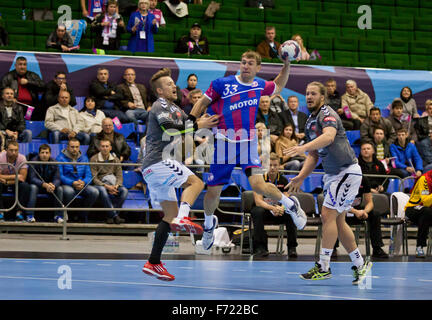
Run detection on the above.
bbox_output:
[202,215,218,250]
[284,196,307,230]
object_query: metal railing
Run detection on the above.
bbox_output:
[1,160,413,240]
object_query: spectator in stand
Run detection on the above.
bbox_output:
[79,96,105,138]
[251,153,298,258]
[256,122,271,173]
[91,0,126,51]
[270,93,288,114]
[339,175,389,258]
[90,139,128,224]
[326,78,356,131]
[44,71,77,108]
[256,95,284,145]
[291,34,309,61]
[0,87,32,143]
[390,128,428,178]
[81,0,107,18]
[117,68,149,124]
[0,141,32,222]
[46,24,76,52]
[0,56,46,120]
[180,73,197,108]
[279,95,307,142]
[421,99,432,117]
[27,144,64,223]
[360,107,396,145]
[404,169,432,258]
[358,141,391,194]
[175,22,209,56]
[89,67,129,123]
[57,138,99,223]
[398,86,419,120]
[182,89,202,116]
[388,99,415,141]
[45,91,90,145]
[149,0,166,27]
[127,0,158,53]
[341,80,373,129]
[275,123,305,171]
[256,26,281,60]
[87,117,131,162]
[413,99,432,170]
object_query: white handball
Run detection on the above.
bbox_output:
[279,40,301,61]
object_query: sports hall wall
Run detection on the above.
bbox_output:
[1,50,431,114]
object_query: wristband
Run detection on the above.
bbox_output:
[188,114,197,123]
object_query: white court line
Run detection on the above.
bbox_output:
[232,269,247,272]
[392,277,407,281]
[418,279,432,282]
[0,275,370,300]
[14,261,30,263]
[123,265,139,268]
[69,263,85,265]
[96,264,112,267]
[259,270,273,273]
[42,262,57,264]
[178,267,193,270]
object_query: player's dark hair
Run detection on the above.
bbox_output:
[369,107,381,115]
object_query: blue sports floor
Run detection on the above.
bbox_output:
[0,258,431,300]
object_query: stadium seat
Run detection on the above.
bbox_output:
[395,6,419,17]
[384,53,410,68]
[114,122,135,140]
[385,39,410,54]
[34,20,57,35]
[5,19,34,34]
[366,29,391,40]
[340,13,362,29]
[410,41,432,56]
[316,26,341,38]
[415,30,431,41]
[420,0,432,8]
[214,19,239,31]
[298,1,322,12]
[52,0,80,10]
[340,27,366,40]
[371,5,397,16]
[277,2,298,11]
[264,9,289,24]
[229,32,255,46]
[187,4,206,19]
[215,6,239,20]
[239,21,265,33]
[390,30,414,41]
[34,35,48,51]
[390,16,414,30]
[205,30,228,45]
[373,0,395,5]
[358,38,384,53]
[359,52,385,67]
[23,0,51,9]
[25,121,46,141]
[346,130,361,145]
[414,17,432,32]
[211,44,230,58]
[322,2,347,13]
[290,11,316,25]
[372,14,390,30]
[333,51,359,66]
[153,28,175,42]
[230,45,253,58]
[1,0,23,8]
[410,55,431,70]
[290,25,316,38]
[308,36,333,51]
[397,0,419,7]
[154,41,176,54]
[333,37,359,51]
[316,12,341,26]
[239,7,265,22]
[8,34,33,49]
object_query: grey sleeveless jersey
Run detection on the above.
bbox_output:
[305,105,358,175]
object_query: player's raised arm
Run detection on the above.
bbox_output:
[189,94,211,119]
[273,57,290,95]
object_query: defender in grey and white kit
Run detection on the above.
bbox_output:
[141,68,218,281]
[286,81,372,285]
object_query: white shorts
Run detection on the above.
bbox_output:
[322,163,363,214]
[142,159,194,204]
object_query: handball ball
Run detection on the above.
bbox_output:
[279,40,301,61]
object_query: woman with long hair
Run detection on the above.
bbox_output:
[275,123,305,171]
[291,34,310,61]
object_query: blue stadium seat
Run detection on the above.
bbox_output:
[386,178,400,194]
[114,122,135,140]
[129,147,140,163]
[25,121,47,143]
[301,174,323,193]
[346,130,361,145]
[122,170,143,189]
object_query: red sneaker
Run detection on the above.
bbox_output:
[170,217,203,235]
[142,261,175,281]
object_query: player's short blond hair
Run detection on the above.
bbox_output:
[151,68,171,91]
[241,50,262,66]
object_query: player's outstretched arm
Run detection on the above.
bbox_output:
[273,59,290,95]
[286,151,319,193]
[190,95,211,119]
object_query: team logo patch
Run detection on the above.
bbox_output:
[323,116,336,122]
[208,173,214,181]
[157,112,170,120]
[252,81,258,87]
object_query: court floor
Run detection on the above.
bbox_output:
[0,258,431,300]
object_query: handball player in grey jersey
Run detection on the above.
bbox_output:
[286,81,372,285]
[141,68,218,281]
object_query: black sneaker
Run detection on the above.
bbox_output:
[300,262,332,281]
[114,215,125,224]
[254,247,269,257]
[352,260,373,285]
[288,247,298,258]
[372,247,389,259]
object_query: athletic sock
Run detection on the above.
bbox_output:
[148,220,171,265]
[204,213,214,230]
[318,248,333,272]
[178,202,191,219]
[349,248,364,268]
[279,194,295,212]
